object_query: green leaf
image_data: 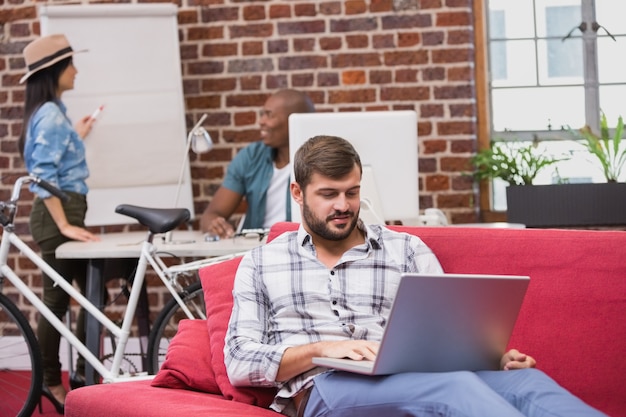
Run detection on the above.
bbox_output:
[471,140,568,186]
[571,113,626,182]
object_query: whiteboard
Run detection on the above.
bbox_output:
[288,111,420,225]
[39,4,193,226]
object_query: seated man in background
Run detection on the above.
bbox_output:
[200,89,315,238]
[224,135,607,417]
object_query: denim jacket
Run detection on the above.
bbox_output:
[24,101,89,199]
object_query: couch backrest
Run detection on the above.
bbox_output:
[264,222,626,416]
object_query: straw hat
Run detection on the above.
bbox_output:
[20,34,87,84]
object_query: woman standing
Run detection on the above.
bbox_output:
[18,34,99,414]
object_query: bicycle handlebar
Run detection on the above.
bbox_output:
[32,177,70,202]
[2,175,71,228]
[0,174,70,228]
[7,175,70,205]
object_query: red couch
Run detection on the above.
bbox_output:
[66,223,626,417]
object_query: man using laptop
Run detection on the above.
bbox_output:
[224,135,606,417]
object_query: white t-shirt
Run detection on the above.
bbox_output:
[263,164,291,229]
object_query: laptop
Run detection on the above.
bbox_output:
[312,273,530,375]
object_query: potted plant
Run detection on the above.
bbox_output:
[471,139,569,227]
[571,112,626,182]
[472,139,566,186]
[472,129,626,228]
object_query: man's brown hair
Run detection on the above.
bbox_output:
[293,135,362,189]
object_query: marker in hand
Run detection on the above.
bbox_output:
[90,105,104,120]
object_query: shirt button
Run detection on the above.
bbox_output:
[334,310,339,316]
[330,271,335,275]
[332,300,337,305]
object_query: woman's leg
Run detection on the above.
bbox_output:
[31,194,89,387]
[37,250,72,387]
[72,268,87,379]
[37,249,88,389]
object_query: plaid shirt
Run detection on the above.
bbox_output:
[224,222,443,415]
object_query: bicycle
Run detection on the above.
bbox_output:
[0,175,248,416]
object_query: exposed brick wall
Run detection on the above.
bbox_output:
[0,0,480,334]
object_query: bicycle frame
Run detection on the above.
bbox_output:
[0,228,153,383]
[0,175,248,384]
[141,239,198,320]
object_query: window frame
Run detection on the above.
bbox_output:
[474,0,621,218]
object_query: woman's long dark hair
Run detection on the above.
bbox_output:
[18,57,72,157]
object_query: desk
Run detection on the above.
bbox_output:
[56,230,263,384]
[56,230,263,259]
[451,222,526,228]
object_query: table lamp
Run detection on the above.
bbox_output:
[173,113,212,208]
[166,114,212,244]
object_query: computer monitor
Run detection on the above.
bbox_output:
[288,110,419,225]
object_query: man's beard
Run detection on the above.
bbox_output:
[302,198,359,241]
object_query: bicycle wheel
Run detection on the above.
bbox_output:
[146,282,205,374]
[0,293,43,417]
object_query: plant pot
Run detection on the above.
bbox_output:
[506,183,626,228]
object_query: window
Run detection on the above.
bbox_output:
[484,0,626,210]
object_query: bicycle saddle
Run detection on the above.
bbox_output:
[115,204,190,234]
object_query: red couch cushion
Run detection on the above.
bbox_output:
[66,380,279,417]
[199,257,277,408]
[151,319,220,394]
